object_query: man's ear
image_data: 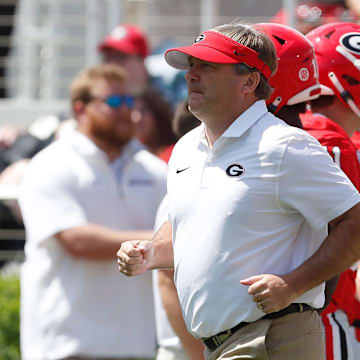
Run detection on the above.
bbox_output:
[241,72,261,95]
[73,100,86,117]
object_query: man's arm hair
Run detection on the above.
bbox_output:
[241,202,360,314]
[149,220,174,269]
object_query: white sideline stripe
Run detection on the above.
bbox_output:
[328,313,342,360]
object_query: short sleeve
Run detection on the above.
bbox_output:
[154,194,169,232]
[19,154,87,245]
[278,135,360,230]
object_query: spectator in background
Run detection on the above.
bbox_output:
[304,22,360,359]
[0,22,177,232]
[271,1,359,34]
[132,87,177,158]
[0,22,184,157]
[99,24,150,95]
[146,39,188,107]
[0,23,151,155]
[153,101,202,360]
[99,24,187,106]
[18,63,167,360]
[0,23,184,165]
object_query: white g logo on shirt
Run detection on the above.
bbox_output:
[226,164,245,177]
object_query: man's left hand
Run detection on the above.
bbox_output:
[240,274,298,314]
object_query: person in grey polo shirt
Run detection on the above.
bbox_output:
[20,63,167,360]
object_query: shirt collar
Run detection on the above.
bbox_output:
[221,100,268,139]
[198,100,269,149]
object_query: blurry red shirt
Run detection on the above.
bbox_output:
[158,144,175,163]
[351,130,360,151]
[301,111,360,330]
[301,112,360,190]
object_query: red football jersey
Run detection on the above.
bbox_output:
[301,111,360,325]
[301,112,360,191]
[351,130,360,154]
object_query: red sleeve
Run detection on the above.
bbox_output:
[322,270,360,326]
[325,142,360,191]
[306,128,360,191]
[351,131,360,150]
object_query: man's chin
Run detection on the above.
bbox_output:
[98,132,132,148]
[188,102,203,117]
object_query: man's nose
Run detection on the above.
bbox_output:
[185,66,200,82]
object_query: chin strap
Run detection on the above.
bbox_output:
[328,70,360,117]
[269,96,282,114]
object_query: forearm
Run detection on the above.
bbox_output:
[242,205,360,314]
[285,216,360,299]
[149,220,174,269]
[56,224,153,260]
[158,270,204,359]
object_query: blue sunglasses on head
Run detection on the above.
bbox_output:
[104,94,135,109]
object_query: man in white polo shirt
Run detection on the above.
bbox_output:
[117,22,360,360]
[19,64,167,360]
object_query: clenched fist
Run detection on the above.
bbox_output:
[117,240,154,276]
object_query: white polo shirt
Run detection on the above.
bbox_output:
[19,131,167,359]
[167,100,360,339]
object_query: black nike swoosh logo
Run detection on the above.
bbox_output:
[176,167,190,174]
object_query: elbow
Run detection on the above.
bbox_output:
[55,232,87,258]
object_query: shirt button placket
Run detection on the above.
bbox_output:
[200,152,212,189]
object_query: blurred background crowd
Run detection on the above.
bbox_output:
[0,0,360,359]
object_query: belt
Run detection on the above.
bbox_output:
[202,303,314,352]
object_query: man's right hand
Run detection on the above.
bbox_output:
[117,240,154,276]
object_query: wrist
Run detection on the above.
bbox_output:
[282,272,306,301]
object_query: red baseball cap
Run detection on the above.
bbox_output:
[165,31,272,80]
[98,24,150,58]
